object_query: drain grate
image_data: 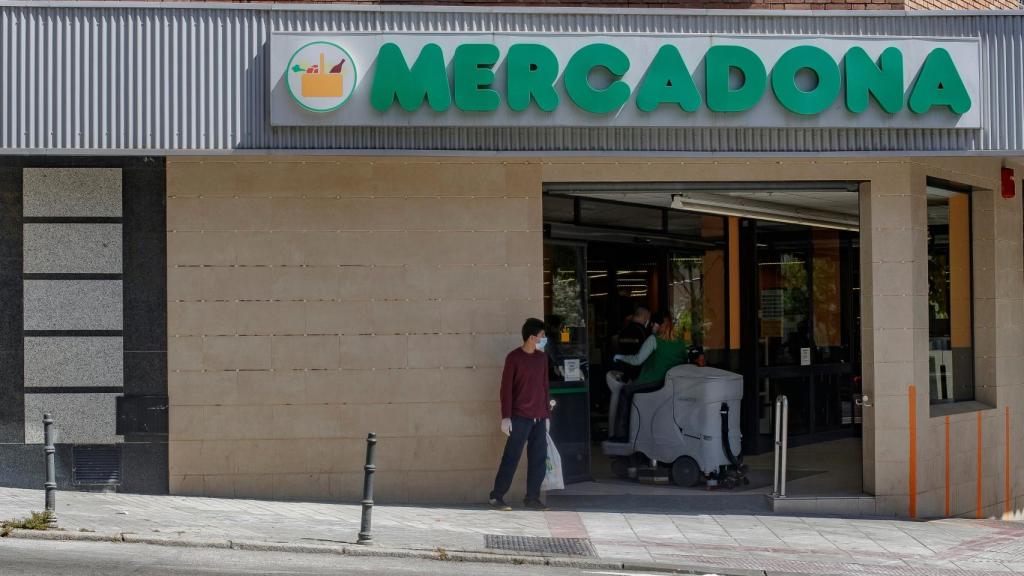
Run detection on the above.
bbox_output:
[484,535,596,557]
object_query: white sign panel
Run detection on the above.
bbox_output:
[564,359,582,383]
[270,32,981,129]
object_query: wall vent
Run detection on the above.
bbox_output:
[72,445,121,485]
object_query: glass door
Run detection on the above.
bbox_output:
[543,241,590,483]
[751,222,860,452]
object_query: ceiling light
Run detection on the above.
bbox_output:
[670,193,859,232]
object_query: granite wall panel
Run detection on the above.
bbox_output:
[23,279,123,331]
[22,168,122,217]
[23,337,124,388]
[23,223,123,274]
[24,392,122,444]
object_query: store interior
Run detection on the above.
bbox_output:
[542,183,865,502]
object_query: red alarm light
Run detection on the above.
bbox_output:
[1002,167,1016,199]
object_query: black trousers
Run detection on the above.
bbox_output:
[490,416,547,501]
[612,380,664,439]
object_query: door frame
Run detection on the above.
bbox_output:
[543,239,592,484]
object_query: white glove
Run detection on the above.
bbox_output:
[613,354,625,363]
[500,418,512,437]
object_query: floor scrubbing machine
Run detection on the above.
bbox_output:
[601,364,748,488]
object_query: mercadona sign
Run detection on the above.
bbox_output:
[270,33,981,129]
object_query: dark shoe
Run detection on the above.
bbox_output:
[523,499,549,511]
[489,497,512,511]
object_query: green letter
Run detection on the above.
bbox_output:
[908,48,971,115]
[370,43,450,112]
[844,47,903,114]
[563,43,631,115]
[453,44,500,112]
[635,45,701,113]
[506,44,559,112]
[770,45,841,116]
[705,45,766,113]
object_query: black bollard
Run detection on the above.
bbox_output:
[43,413,56,521]
[357,432,376,545]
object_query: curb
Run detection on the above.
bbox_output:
[3,528,765,575]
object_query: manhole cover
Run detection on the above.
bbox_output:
[484,535,596,557]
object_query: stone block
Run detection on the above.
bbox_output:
[166,198,207,231]
[234,371,306,406]
[230,473,276,499]
[305,438,367,474]
[24,337,123,388]
[169,405,209,441]
[23,280,123,331]
[201,474,236,498]
[168,440,203,475]
[407,333,475,369]
[167,266,205,301]
[202,198,273,231]
[23,224,122,274]
[200,267,276,301]
[24,392,122,443]
[168,371,238,406]
[234,301,307,336]
[339,335,407,369]
[169,473,204,496]
[504,300,544,332]
[269,198,365,231]
[168,336,204,371]
[273,473,331,501]
[203,405,275,440]
[270,404,343,439]
[873,329,915,364]
[472,334,519,368]
[270,267,340,301]
[167,232,237,266]
[505,231,543,266]
[874,460,910,495]
[231,439,310,475]
[23,168,122,217]
[869,296,916,331]
[271,335,340,370]
[202,336,271,371]
[403,265,478,300]
[338,265,406,300]
[473,265,533,300]
[304,301,373,335]
[370,161,507,198]
[371,300,443,335]
[441,300,507,334]
[167,301,236,336]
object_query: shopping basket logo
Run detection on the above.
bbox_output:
[285,41,356,113]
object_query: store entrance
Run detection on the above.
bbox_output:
[543,184,864,497]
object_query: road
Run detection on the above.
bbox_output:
[0,539,702,576]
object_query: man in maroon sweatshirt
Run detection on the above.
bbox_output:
[488,317,551,511]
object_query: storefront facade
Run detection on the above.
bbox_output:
[1,2,1023,519]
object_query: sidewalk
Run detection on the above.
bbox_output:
[2,486,1024,575]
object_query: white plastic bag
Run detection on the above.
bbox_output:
[541,432,565,491]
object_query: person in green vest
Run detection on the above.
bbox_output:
[609,310,688,442]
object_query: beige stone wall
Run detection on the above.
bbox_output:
[166,157,542,502]
[167,155,1024,515]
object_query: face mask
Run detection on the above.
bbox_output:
[536,337,548,351]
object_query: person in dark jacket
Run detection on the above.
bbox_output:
[489,318,551,511]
